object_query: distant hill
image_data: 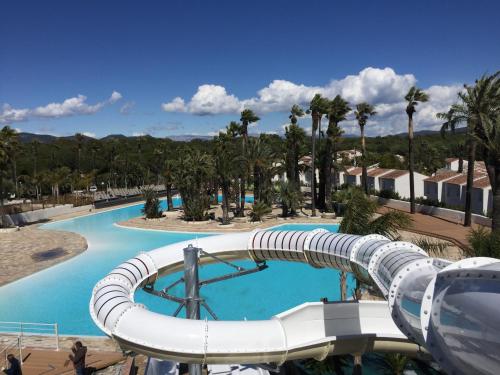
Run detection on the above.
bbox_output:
[16,132,214,143]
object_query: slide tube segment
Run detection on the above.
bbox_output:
[90,229,500,375]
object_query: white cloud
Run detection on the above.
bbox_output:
[120,101,135,115]
[162,67,463,135]
[162,97,186,112]
[109,91,123,104]
[0,91,122,124]
[82,131,96,138]
[0,104,30,123]
[162,85,241,115]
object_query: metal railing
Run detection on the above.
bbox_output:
[0,337,22,367]
[0,321,59,351]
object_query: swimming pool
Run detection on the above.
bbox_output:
[0,201,352,336]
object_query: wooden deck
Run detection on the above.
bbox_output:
[377,205,485,251]
[6,347,124,375]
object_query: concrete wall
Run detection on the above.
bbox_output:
[7,204,93,226]
[374,196,492,227]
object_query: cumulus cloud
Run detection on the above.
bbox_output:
[162,85,241,115]
[162,97,186,112]
[0,91,122,124]
[161,67,463,135]
[0,104,30,123]
[109,91,123,104]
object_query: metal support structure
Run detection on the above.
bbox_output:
[183,245,202,375]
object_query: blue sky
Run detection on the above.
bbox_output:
[1,0,499,137]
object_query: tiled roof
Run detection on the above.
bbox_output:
[473,176,491,189]
[445,171,487,186]
[367,168,393,177]
[424,171,461,183]
[345,167,363,176]
[379,169,408,179]
[445,157,459,163]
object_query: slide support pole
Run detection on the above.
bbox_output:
[183,244,202,375]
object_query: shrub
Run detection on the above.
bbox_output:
[141,188,162,219]
[249,201,271,222]
[378,189,401,200]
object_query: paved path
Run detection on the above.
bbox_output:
[377,206,482,251]
[0,227,87,286]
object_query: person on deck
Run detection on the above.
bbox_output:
[1,354,22,375]
[69,341,87,375]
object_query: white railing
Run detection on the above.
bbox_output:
[0,321,59,351]
[0,337,22,366]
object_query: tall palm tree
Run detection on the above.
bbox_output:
[238,109,260,216]
[323,95,350,212]
[30,139,40,199]
[286,105,306,187]
[163,159,176,211]
[0,126,18,227]
[354,102,377,194]
[75,132,85,174]
[247,138,272,203]
[214,131,237,224]
[465,72,500,233]
[437,104,476,226]
[308,94,329,216]
[404,86,429,214]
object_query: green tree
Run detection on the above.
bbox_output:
[214,130,237,224]
[323,95,350,211]
[285,105,306,187]
[308,94,329,216]
[405,86,429,214]
[75,132,85,173]
[238,109,260,217]
[375,353,410,375]
[276,180,303,217]
[354,102,377,194]
[141,188,163,219]
[465,72,500,233]
[172,147,214,221]
[0,126,18,227]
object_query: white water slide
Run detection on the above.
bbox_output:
[90,229,500,375]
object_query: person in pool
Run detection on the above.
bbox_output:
[1,354,22,375]
[68,341,87,375]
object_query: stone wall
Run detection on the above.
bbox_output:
[6,204,94,226]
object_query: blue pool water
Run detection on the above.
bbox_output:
[0,201,352,336]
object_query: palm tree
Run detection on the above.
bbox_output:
[286,105,306,187]
[375,353,410,375]
[214,131,237,224]
[247,138,272,203]
[276,180,303,217]
[354,103,377,194]
[404,86,429,214]
[163,159,176,211]
[238,109,260,216]
[30,139,40,199]
[0,126,18,227]
[437,104,476,226]
[308,94,329,216]
[172,147,214,221]
[339,187,412,239]
[323,96,350,212]
[75,133,85,173]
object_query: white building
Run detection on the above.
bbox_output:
[442,172,493,215]
[424,171,461,202]
[378,169,427,199]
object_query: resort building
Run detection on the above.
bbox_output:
[367,168,393,191]
[441,172,493,215]
[423,171,461,202]
[378,169,427,199]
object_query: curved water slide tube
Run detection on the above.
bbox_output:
[90,229,500,375]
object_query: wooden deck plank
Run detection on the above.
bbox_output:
[6,348,124,375]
